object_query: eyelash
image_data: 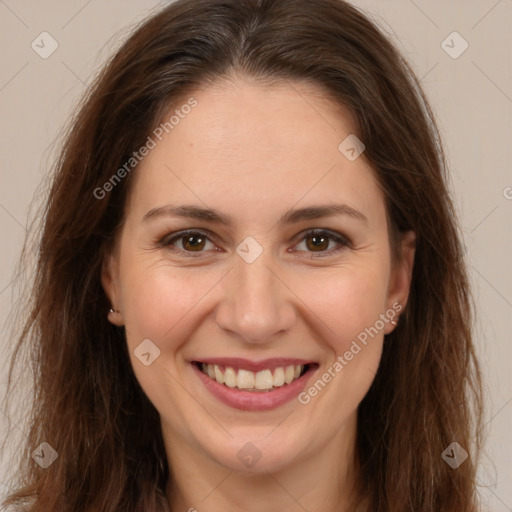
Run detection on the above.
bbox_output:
[159,228,350,258]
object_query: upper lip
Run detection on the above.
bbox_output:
[192,358,317,372]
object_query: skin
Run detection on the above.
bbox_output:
[102,76,416,512]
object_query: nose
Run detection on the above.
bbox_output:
[214,251,296,344]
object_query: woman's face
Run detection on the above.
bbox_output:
[103,77,415,475]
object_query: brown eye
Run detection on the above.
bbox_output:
[181,234,207,251]
[305,233,330,252]
[162,230,216,255]
[293,229,349,257]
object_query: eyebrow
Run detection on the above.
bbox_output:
[142,203,368,226]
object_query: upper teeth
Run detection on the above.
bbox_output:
[201,363,304,391]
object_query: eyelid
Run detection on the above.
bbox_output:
[159,227,351,257]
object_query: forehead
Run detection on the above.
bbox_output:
[125,78,386,229]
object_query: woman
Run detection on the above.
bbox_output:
[1,0,484,510]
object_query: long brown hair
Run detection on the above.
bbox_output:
[1,0,484,510]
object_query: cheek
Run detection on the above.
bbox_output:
[121,267,215,347]
[296,269,388,415]
[118,264,219,419]
[293,261,390,354]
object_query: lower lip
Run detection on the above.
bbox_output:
[191,363,318,411]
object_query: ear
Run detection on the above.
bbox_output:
[384,230,416,335]
[101,249,125,326]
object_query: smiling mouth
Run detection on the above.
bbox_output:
[192,361,313,392]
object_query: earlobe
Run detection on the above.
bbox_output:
[385,230,416,334]
[101,252,124,326]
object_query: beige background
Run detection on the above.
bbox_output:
[0,0,510,509]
